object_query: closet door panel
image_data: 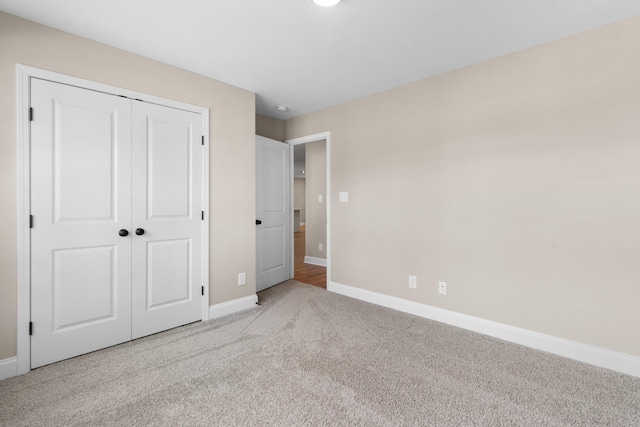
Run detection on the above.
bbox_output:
[30,79,133,368]
[131,102,203,339]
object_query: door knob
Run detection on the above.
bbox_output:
[118,229,129,237]
[256,220,262,225]
[135,228,145,236]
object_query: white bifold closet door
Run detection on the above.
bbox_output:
[30,78,203,368]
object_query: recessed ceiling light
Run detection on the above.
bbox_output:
[275,105,288,112]
[311,0,342,6]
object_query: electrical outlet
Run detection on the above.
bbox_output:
[319,243,323,251]
[438,281,447,295]
[238,272,246,286]
[409,275,417,289]
[318,195,323,203]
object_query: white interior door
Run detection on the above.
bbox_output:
[30,79,204,367]
[30,79,133,368]
[256,136,291,292]
[131,102,203,338]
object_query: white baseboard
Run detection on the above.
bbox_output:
[209,294,258,320]
[304,256,327,267]
[0,357,17,381]
[328,281,640,378]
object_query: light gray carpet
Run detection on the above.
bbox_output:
[1,280,639,426]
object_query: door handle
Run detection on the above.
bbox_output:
[135,228,145,236]
[118,229,129,237]
[256,220,262,225]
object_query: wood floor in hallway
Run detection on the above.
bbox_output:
[294,226,326,289]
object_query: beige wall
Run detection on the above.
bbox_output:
[286,17,640,357]
[0,13,256,360]
[304,141,327,259]
[294,178,306,223]
[256,114,285,141]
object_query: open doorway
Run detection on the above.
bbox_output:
[292,142,326,288]
[288,133,331,289]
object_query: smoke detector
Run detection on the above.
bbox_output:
[312,0,342,6]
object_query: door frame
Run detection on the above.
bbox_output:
[285,132,331,285]
[16,65,211,375]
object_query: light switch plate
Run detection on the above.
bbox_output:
[339,192,349,203]
[318,195,323,203]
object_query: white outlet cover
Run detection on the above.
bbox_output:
[319,243,323,251]
[438,281,447,295]
[238,272,247,286]
[318,195,323,203]
[409,275,417,289]
[339,192,349,203]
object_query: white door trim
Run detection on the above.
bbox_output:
[16,64,210,376]
[285,132,331,285]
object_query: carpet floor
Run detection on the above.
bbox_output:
[1,280,639,426]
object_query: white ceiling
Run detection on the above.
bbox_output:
[2,0,640,119]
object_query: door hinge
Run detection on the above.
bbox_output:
[201,286,204,296]
[201,136,204,146]
[29,322,33,336]
[29,107,34,122]
[29,215,34,228]
[201,211,204,221]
